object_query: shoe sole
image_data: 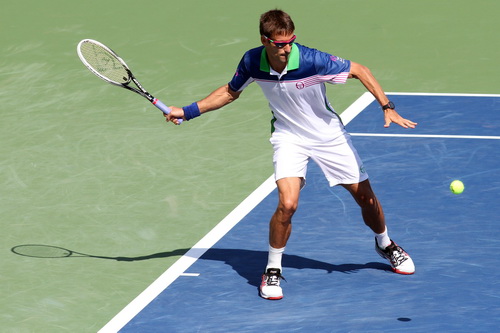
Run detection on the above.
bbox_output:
[392,267,415,275]
[376,243,415,275]
[260,294,283,300]
[259,289,283,300]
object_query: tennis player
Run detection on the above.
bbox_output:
[166,9,416,300]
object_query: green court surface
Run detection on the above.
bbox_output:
[1,0,498,331]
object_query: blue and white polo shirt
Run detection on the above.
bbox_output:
[228,43,351,143]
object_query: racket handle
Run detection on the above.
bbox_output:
[152,98,183,124]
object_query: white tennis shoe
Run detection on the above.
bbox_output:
[376,239,415,275]
[259,268,284,300]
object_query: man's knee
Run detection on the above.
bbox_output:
[356,193,378,208]
[344,180,378,208]
[277,198,298,219]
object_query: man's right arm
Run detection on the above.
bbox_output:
[198,84,241,113]
[166,84,241,124]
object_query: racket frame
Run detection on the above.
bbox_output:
[77,39,180,122]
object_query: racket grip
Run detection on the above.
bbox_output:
[152,98,183,124]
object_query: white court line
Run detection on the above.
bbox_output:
[348,92,500,141]
[180,273,200,277]
[338,92,374,125]
[98,92,499,332]
[351,133,500,140]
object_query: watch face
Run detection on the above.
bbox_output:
[384,101,395,110]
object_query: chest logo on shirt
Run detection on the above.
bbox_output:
[296,81,305,90]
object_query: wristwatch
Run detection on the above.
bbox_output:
[382,101,395,110]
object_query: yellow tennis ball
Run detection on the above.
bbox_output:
[450,180,464,194]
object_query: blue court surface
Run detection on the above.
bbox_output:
[104,93,500,332]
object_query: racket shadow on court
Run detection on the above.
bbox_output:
[10,244,190,262]
[11,245,391,287]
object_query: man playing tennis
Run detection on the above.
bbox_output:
[166,9,416,300]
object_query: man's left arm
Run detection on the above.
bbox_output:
[348,61,417,129]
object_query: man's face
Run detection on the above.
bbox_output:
[261,32,296,66]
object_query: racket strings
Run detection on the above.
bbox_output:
[79,41,129,84]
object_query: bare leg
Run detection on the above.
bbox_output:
[260,177,303,299]
[341,179,386,234]
[269,177,302,249]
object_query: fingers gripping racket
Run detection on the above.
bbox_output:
[77,39,182,123]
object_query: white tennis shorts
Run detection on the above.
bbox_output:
[271,133,369,187]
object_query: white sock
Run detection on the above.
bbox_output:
[375,227,391,249]
[266,245,285,271]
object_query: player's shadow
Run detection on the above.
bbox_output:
[11,245,391,287]
[199,248,391,287]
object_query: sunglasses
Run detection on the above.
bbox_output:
[263,35,297,48]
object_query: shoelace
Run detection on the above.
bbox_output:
[265,272,285,286]
[387,245,408,266]
[267,274,280,286]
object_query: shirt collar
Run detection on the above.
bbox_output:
[260,44,300,73]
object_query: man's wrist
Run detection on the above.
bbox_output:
[182,102,201,120]
[382,101,395,111]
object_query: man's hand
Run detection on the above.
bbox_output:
[383,108,417,128]
[164,106,185,125]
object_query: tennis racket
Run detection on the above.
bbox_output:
[77,39,182,124]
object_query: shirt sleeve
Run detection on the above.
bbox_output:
[314,50,351,85]
[228,52,255,92]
